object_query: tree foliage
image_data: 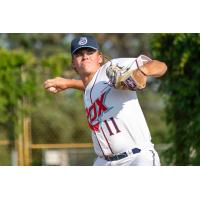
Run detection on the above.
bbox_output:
[151,33,200,165]
[0,45,90,144]
[0,48,37,141]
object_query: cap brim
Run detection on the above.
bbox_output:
[72,46,98,55]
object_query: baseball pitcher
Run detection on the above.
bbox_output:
[44,35,167,166]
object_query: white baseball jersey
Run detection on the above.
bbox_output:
[84,55,155,157]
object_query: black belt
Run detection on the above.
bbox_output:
[104,148,141,161]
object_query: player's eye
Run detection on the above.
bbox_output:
[87,50,96,55]
[74,52,82,57]
[87,51,94,55]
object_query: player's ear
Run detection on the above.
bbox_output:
[98,52,103,64]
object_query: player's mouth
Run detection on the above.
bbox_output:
[81,60,91,66]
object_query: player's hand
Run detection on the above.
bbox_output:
[130,67,148,89]
[44,77,70,94]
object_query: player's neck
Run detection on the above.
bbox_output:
[80,73,95,87]
[80,65,101,87]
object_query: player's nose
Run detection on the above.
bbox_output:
[82,52,89,60]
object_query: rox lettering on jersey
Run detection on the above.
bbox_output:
[85,89,113,131]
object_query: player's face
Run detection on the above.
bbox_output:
[72,48,103,76]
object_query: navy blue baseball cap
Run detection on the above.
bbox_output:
[71,35,99,55]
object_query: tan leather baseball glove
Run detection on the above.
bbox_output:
[106,63,147,91]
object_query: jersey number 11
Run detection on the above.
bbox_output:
[103,117,121,136]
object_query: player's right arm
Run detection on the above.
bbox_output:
[44,77,85,93]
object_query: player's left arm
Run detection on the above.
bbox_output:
[139,60,167,77]
[106,56,167,91]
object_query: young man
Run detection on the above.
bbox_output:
[44,35,167,166]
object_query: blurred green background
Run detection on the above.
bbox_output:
[0,33,199,166]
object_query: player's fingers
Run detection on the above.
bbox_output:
[47,86,59,94]
[44,80,56,89]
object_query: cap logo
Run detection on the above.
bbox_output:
[78,37,87,45]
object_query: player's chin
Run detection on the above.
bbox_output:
[80,65,93,73]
